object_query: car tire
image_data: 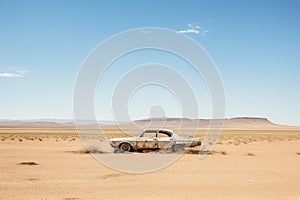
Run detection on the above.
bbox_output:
[173,144,185,152]
[119,143,132,153]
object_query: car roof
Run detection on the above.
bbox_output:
[144,129,174,133]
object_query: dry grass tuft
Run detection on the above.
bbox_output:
[296,152,300,155]
[185,149,200,154]
[24,137,34,141]
[99,173,121,180]
[68,148,107,154]
[68,149,90,154]
[18,161,39,166]
[185,150,227,155]
[247,152,255,156]
[28,178,39,181]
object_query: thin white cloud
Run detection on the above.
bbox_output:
[0,72,22,78]
[0,69,28,78]
[178,29,200,34]
[178,23,209,36]
[17,70,27,76]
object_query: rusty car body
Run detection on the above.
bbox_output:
[109,129,201,152]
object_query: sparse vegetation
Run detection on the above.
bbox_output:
[68,148,107,154]
[99,173,121,180]
[18,162,39,166]
[247,152,255,156]
[28,178,39,181]
[185,150,227,155]
[185,149,200,154]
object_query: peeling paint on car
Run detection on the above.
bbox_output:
[109,129,201,152]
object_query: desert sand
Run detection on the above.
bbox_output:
[0,124,300,200]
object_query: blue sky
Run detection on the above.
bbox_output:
[0,0,299,125]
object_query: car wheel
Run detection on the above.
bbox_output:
[173,144,185,152]
[119,143,132,153]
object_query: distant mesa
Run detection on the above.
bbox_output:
[135,117,193,123]
[0,117,294,128]
[133,117,279,128]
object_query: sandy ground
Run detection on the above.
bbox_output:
[0,127,300,199]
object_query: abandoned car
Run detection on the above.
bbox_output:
[109,129,201,152]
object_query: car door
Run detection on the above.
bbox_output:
[157,131,174,149]
[136,130,158,149]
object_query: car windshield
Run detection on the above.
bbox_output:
[136,130,144,137]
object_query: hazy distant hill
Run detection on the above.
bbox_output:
[0,120,66,127]
[0,117,295,128]
[0,119,130,127]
